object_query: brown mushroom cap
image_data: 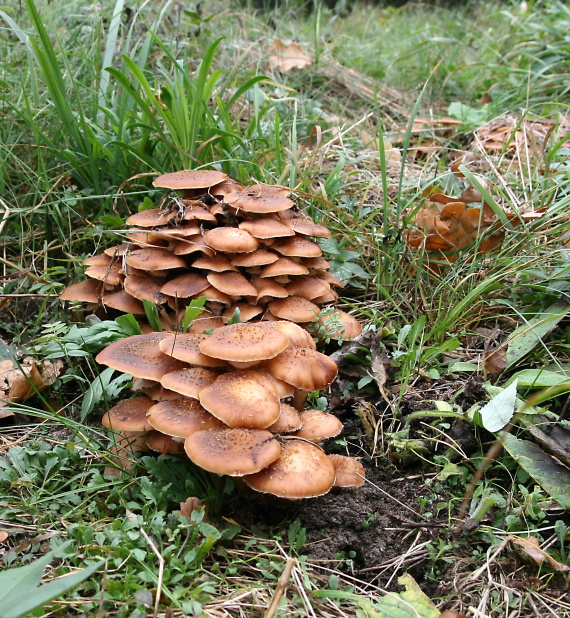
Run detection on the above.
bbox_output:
[294,409,343,442]
[260,258,309,278]
[146,430,186,454]
[181,202,217,222]
[222,304,263,323]
[224,192,293,213]
[124,275,167,304]
[158,333,226,367]
[125,248,187,271]
[286,276,331,300]
[231,249,279,268]
[173,234,215,257]
[84,264,123,286]
[199,370,280,429]
[241,183,291,198]
[239,218,295,239]
[251,278,289,303]
[255,368,295,399]
[147,398,225,439]
[199,323,289,364]
[267,403,303,433]
[102,290,146,315]
[60,279,103,303]
[160,367,220,399]
[83,253,112,267]
[160,273,210,298]
[204,227,259,253]
[283,216,332,238]
[266,347,338,391]
[304,256,332,270]
[102,397,155,433]
[328,454,365,487]
[272,236,323,258]
[185,311,225,334]
[210,178,244,197]
[96,333,187,381]
[243,439,336,498]
[184,428,281,476]
[153,169,228,190]
[125,208,178,227]
[314,310,363,341]
[269,296,321,322]
[207,271,257,297]
[104,243,133,257]
[254,320,316,350]
[192,255,238,272]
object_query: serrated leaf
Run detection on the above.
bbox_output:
[503,434,570,508]
[479,380,518,432]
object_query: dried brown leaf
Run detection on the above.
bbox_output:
[509,534,570,572]
[482,329,508,381]
[179,497,205,521]
[266,40,312,72]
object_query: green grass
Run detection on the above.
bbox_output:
[2,0,570,615]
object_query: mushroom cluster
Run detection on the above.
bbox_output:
[60,169,361,340]
[97,322,364,498]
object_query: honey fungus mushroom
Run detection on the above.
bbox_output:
[243,439,336,499]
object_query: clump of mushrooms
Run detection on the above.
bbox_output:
[60,169,361,342]
[96,322,364,498]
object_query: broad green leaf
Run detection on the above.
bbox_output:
[503,434,570,508]
[505,301,570,368]
[506,369,570,389]
[480,380,518,432]
[181,297,207,332]
[0,540,104,618]
[115,314,143,336]
[374,574,439,618]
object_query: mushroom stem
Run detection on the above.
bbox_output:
[292,389,307,412]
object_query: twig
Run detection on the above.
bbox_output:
[264,557,295,618]
[140,527,164,618]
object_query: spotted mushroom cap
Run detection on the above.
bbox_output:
[147,398,225,439]
[153,169,228,190]
[294,409,343,442]
[266,347,338,391]
[198,323,289,364]
[102,397,155,433]
[328,454,365,488]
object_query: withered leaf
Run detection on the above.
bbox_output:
[482,329,508,382]
[179,497,205,521]
[509,535,570,572]
[266,39,312,72]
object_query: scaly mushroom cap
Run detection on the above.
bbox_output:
[204,227,259,253]
[160,273,210,298]
[158,334,226,367]
[84,265,123,286]
[294,410,343,442]
[60,279,103,303]
[251,278,289,303]
[181,201,217,222]
[328,454,365,488]
[160,367,220,399]
[255,368,295,399]
[240,183,291,198]
[104,243,133,257]
[173,234,215,257]
[96,333,187,381]
[102,397,155,433]
[199,323,289,364]
[147,399,225,439]
[184,428,281,476]
[125,208,177,227]
[266,347,338,391]
[282,215,332,238]
[267,403,303,433]
[243,439,336,499]
[153,169,228,190]
[199,370,281,429]
[125,248,187,271]
[269,296,321,322]
[83,253,112,267]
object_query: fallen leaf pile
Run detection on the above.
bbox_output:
[98,322,364,498]
[60,169,361,341]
